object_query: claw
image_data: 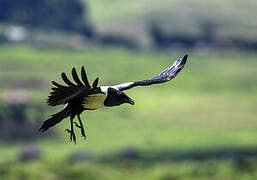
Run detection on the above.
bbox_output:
[74,122,81,128]
[75,125,86,139]
[65,129,71,133]
[81,131,86,139]
[75,115,87,140]
[65,128,76,144]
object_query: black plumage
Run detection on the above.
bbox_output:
[39,55,188,143]
[114,55,188,91]
[41,67,103,143]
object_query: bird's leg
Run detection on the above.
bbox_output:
[74,114,86,139]
[65,116,76,144]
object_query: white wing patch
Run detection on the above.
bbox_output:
[100,85,125,94]
[100,86,110,94]
[112,82,133,90]
[62,103,68,110]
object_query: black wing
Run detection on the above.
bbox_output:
[47,66,102,106]
[113,55,188,91]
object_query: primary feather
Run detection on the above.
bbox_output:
[46,66,101,106]
[113,55,188,91]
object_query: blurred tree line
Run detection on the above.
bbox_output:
[0,91,54,141]
[1,0,256,50]
[0,0,92,33]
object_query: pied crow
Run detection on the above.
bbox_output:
[39,55,188,143]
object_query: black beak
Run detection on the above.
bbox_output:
[128,98,135,105]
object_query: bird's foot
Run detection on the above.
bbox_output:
[74,122,86,139]
[65,129,76,144]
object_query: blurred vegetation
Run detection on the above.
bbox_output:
[85,0,257,50]
[0,0,93,33]
[0,45,257,179]
[1,0,257,50]
[0,90,48,141]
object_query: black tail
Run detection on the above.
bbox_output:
[39,106,70,132]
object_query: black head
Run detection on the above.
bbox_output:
[104,88,134,107]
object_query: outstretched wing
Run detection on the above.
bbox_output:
[113,55,188,91]
[47,66,101,106]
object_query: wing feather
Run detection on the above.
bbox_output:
[51,81,66,88]
[72,67,84,87]
[81,66,91,87]
[61,72,76,86]
[92,77,99,88]
[47,67,101,106]
[114,55,188,91]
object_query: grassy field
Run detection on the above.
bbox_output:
[0,45,257,179]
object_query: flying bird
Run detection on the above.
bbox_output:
[39,55,188,143]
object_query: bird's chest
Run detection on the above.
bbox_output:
[82,93,107,110]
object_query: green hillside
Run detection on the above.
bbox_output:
[0,45,257,179]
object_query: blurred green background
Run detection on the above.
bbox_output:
[0,0,257,179]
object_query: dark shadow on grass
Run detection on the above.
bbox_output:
[100,146,257,164]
